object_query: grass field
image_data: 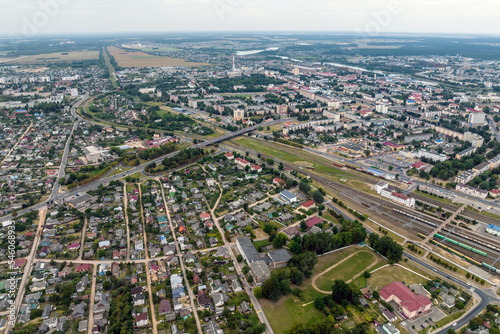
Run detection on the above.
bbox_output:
[315,251,377,291]
[260,288,325,334]
[413,190,458,207]
[108,166,132,177]
[261,247,362,333]
[466,207,500,221]
[107,46,208,68]
[232,137,372,185]
[314,246,359,273]
[406,242,428,256]
[253,239,271,249]
[363,219,406,244]
[103,47,119,88]
[434,310,465,328]
[1,51,99,64]
[367,265,430,291]
[261,246,430,333]
[234,137,310,165]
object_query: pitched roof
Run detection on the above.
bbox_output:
[305,216,323,228]
[379,281,431,312]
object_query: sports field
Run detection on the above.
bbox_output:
[314,251,377,292]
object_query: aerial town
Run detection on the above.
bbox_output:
[1,32,500,334]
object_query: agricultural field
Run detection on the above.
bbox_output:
[107,46,208,68]
[0,50,99,64]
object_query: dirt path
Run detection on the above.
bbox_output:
[123,184,130,260]
[200,165,275,334]
[0,122,33,165]
[138,183,158,334]
[4,207,45,333]
[346,259,381,284]
[78,216,88,260]
[87,264,97,334]
[311,250,376,294]
[159,178,203,334]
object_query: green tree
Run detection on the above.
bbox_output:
[314,296,325,310]
[272,233,288,248]
[312,190,325,204]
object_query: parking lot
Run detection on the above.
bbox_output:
[405,306,446,330]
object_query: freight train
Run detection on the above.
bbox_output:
[392,208,437,227]
[433,233,487,256]
[393,208,500,253]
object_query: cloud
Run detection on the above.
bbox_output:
[0,0,499,35]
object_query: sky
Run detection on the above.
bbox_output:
[0,0,499,37]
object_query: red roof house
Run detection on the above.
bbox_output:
[305,216,323,228]
[75,264,92,273]
[379,281,432,319]
[302,200,316,209]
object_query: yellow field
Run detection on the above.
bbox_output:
[107,47,209,68]
[1,51,99,64]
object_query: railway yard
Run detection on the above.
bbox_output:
[227,139,500,276]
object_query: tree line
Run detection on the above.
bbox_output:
[145,147,207,174]
[367,234,403,263]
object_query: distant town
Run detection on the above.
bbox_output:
[1,33,500,334]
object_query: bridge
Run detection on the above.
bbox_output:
[195,118,289,148]
[423,204,467,255]
[0,118,288,223]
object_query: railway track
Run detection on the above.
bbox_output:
[393,208,500,269]
[412,192,500,226]
[227,139,500,270]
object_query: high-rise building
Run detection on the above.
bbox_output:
[468,111,485,125]
[234,108,245,121]
[276,105,288,115]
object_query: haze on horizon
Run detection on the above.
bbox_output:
[0,0,499,37]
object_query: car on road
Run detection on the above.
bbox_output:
[453,323,457,327]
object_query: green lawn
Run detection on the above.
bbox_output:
[315,251,377,291]
[139,46,180,52]
[253,239,271,250]
[434,310,465,328]
[367,264,430,291]
[259,247,401,334]
[232,137,371,181]
[350,260,389,291]
[260,285,326,334]
[234,137,303,163]
[314,246,360,274]
[466,208,500,222]
[413,190,458,207]
[363,219,406,244]
[260,247,362,333]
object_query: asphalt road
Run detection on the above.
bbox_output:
[0,117,288,224]
[404,252,497,333]
[2,106,496,331]
[306,147,500,211]
[50,94,87,197]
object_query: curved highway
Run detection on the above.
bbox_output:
[404,252,498,333]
